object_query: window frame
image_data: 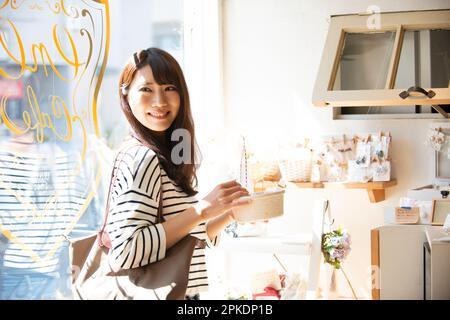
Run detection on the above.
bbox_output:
[183,0,224,136]
[313,10,450,116]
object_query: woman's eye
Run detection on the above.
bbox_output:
[140,87,152,92]
[165,86,177,92]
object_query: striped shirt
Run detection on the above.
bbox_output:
[106,140,218,295]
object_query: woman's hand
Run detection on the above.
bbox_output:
[197,180,251,222]
[163,180,250,249]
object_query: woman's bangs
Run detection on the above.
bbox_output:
[147,54,180,87]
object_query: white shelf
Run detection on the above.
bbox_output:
[219,233,312,255]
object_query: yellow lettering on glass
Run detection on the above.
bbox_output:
[0,85,75,143]
[0,19,83,81]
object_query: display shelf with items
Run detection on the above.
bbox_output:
[276,132,396,203]
[239,132,397,203]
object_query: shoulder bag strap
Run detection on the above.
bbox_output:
[98,141,139,247]
[156,187,165,224]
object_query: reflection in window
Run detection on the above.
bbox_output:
[0,0,184,299]
[0,67,103,299]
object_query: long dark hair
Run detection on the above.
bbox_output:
[118,48,199,196]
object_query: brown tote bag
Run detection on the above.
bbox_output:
[69,144,204,300]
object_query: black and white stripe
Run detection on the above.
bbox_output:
[106,142,218,295]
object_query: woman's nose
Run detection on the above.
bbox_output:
[152,89,168,107]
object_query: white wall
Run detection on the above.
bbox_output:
[221,0,450,299]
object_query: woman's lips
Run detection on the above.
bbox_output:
[147,110,170,120]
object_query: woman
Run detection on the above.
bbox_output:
[105,48,251,298]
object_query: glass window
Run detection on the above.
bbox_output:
[332,31,396,91]
[313,10,450,118]
[0,0,184,299]
[339,28,450,117]
[395,29,450,89]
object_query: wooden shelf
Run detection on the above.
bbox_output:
[287,180,397,203]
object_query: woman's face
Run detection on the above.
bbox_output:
[126,64,180,133]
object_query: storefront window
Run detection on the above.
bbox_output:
[0,0,184,299]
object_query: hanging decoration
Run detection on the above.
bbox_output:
[321,200,357,300]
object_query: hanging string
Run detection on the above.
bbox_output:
[240,136,248,190]
[321,200,335,234]
[341,267,358,300]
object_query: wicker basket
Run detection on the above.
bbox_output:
[278,158,312,182]
[233,189,285,222]
[247,160,281,182]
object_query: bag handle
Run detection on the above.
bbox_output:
[321,200,334,235]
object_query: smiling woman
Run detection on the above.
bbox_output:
[118,48,195,194]
[92,47,253,299]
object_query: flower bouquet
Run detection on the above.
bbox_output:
[321,228,357,299]
[321,228,351,269]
